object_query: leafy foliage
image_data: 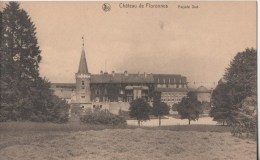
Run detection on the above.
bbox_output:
[176,91,202,125]
[230,96,257,139]
[152,92,169,126]
[129,98,151,126]
[224,48,257,102]
[0,2,69,123]
[152,102,170,117]
[210,48,257,138]
[209,80,233,125]
[80,110,126,126]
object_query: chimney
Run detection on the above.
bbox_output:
[112,70,115,76]
[100,70,103,74]
[124,70,128,76]
[144,72,147,78]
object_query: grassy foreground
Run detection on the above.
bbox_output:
[0,122,257,160]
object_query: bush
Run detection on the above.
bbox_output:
[230,116,257,139]
[80,110,127,126]
[230,96,257,139]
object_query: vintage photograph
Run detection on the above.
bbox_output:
[0,1,257,160]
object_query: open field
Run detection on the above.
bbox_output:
[0,122,257,160]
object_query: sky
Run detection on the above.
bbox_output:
[1,1,257,89]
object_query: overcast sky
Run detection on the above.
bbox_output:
[2,1,256,88]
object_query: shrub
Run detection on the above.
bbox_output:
[230,96,257,139]
[80,110,127,126]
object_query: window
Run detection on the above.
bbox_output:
[81,86,85,89]
[81,106,84,109]
[82,81,84,85]
[96,89,100,95]
[81,96,85,99]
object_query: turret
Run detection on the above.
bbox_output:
[75,37,91,104]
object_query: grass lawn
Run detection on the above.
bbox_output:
[0,122,257,160]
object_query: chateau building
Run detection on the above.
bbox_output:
[51,42,211,115]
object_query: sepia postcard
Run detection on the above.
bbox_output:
[0,1,257,160]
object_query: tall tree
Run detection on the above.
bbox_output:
[177,91,202,125]
[1,2,41,80]
[0,2,69,122]
[211,48,257,122]
[1,2,41,120]
[153,91,169,126]
[209,79,233,125]
[152,102,169,126]
[223,48,257,137]
[210,48,257,137]
[129,98,151,127]
[224,48,257,105]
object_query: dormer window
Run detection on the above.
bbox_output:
[82,81,84,85]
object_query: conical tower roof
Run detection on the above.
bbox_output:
[77,48,89,74]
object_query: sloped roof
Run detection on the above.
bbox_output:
[155,88,189,92]
[153,74,187,84]
[90,73,154,83]
[77,49,88,74]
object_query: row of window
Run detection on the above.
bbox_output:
[161,98,182,102]
[157,84,186,88]
[161,93,186,96]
